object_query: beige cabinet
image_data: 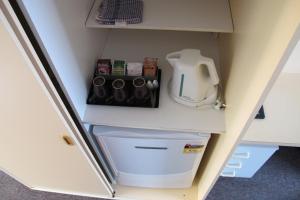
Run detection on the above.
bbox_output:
[0,10,112,199]
[1,0,300,200]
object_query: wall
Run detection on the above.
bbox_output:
[197,0,300,199]
[19,0,108,118]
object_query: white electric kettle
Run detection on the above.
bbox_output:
[166,49,219,108]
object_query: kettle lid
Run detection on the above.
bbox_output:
[176,49,202,68]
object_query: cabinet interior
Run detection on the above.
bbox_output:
[17,0,300,199]
[20,0,227,133]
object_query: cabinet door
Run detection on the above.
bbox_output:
[0,9,112,198]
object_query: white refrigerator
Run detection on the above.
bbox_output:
[93,126,210,188]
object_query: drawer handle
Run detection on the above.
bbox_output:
[232,152,250,159]
[226,161,242,169]
[135,146,168,150]
[221,170,236,177]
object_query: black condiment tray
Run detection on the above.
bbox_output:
[87,69,161,108]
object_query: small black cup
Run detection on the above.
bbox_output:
[112,79,127,103]
[133,77,148,100]
[93,76,107,99]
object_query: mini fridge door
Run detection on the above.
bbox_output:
[93,126,210,188]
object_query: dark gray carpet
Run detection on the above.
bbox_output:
[0,147,299,200]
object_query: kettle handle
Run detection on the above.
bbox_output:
[199,57,219,85]
[166,51,181,61]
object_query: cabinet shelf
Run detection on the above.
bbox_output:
[86,0,233,33]
[82,30,225,133]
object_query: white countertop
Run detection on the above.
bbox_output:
[243,73,300,146]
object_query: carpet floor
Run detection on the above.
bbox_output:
[0,147,299,200]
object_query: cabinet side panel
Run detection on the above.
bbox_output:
[19,0,108,118]
[197,1,300,199]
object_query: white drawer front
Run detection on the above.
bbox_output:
[225,158,242,169]
[221,168,236,177]
[221,145,278,178]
